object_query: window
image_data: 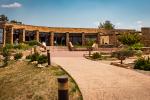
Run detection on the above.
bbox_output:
[0,28,3,43]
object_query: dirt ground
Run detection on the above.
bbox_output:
[0,61,82,100]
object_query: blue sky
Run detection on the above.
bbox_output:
[0,0,150,30]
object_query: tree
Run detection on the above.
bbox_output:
[98,20,115,30]
[118,33,141,46]
[10,20,22,24]
[86,39,94,56]
[0,14,9,22]
[112,49,134,64]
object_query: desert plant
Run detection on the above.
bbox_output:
[37,55,48,64]
[135,50,143,57]
[92,52,102,59]
[26,40,39,46]
[118,33,141,46]
[134,57,150,71]
[26,55,32,59]
[26,53,40,62]
[112,50,134,64]
[129,43,143,51]
[14,53,23,60]
[13,43,30,50]
[2,47,10,66]
[86,40,94,56]
[5,44,14,49]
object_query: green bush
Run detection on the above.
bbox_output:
[37,55,48,64]
[2,47,10,66]
[31,53,40,62]
[135,50,143,57]
[26,40,39,46]
[13,43,29,50]
[111,49,135,64]
[91,52,102,59]
[14,53,23,60]
[118,33,141,46]
[26,53,40,62]
[134,57,150,71]
[26,53,48,64]
[112,49,134,58]
[129,43,144,50]
[5,44,14,49]
[26,55,32,59]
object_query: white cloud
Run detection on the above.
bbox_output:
[1,2,22,8]
[137,20,142,24]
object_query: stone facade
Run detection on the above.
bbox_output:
[0,22,136,47]
[141,28,150,47]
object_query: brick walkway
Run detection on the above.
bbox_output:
[51,51,150,100]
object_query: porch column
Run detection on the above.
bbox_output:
[97,33,101,47]
[6,27,14,45]
[50,32,54,46]
[66,32,69,46]
[82,33,85,45]
[19,28,25,42]
[35,30,39,42]
[3,27,6,47]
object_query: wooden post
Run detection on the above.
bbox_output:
[58,76,69,100]
[34,46,37,53]
[50,32,54,46]
[10,27,14,45]
[3,27,6,47]
[66,32,69,46]
[19,28,25,43]
[35,30,39,42]
[82,33,85,46]
[47,50,51,65]
[97,33,101,47]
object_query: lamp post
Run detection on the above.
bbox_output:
[58,76,69,100]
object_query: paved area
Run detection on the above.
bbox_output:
[51,51,150,100]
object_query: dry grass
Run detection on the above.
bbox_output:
[0,61,82,100]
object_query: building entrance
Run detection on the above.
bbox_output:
[54,33,66,46]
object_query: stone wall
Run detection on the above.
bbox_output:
[141,28,150,47]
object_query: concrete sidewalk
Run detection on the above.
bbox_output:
[52,57,150,100]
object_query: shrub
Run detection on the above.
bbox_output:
[2,47,10,66]
[26,53,40,62]
[112,49,134,58]
[14,53,23,60]
[30,53,40,62]
[37,55,48,64]
[26,40,39,46]
[118,33,141,46]
[112,49,134,64]
[13,43,29,50]
[135,50,143,57]
[91,52,102,59]
[129,43,143,50]
[5,44,14,49]
[85,40,94,56]
[134,57,150,71]
[26,55,32,59]
[26,53,48,64]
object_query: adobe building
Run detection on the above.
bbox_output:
[0,22,136,47]
[141,27,150,47]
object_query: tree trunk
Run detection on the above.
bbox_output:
[121,59,123,64]
[89,50,91,56]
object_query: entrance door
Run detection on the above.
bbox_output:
[54,33,66,46]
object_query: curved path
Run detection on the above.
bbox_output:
[51,51,150,100]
